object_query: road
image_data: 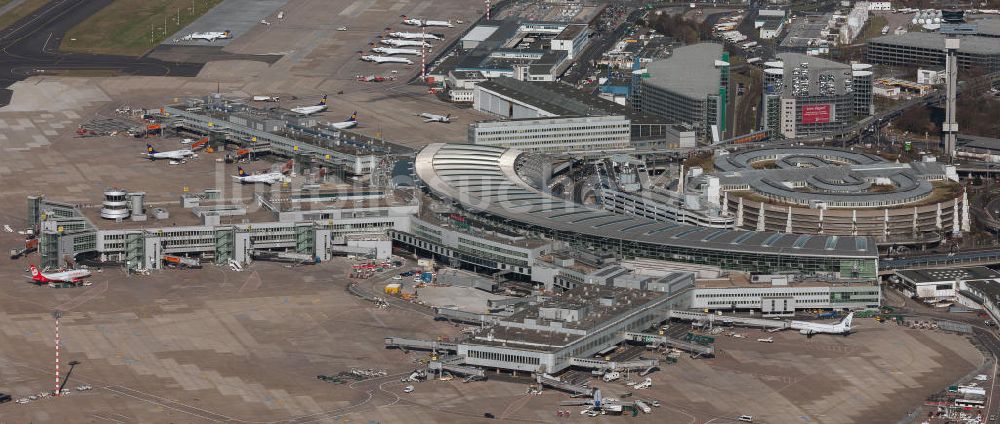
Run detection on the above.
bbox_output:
[0,0,210,106]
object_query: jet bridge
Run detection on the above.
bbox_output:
[536,374,593,396]
[568,357,659,371]
[384,337,458,352]
[621,331,715,357]
[668,310,789,330]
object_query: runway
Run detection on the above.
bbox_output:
[0,0,279,107]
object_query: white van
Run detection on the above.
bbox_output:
[739,415,753,422]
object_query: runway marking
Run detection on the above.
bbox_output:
[41,32,52,52]
[91,413,127,423]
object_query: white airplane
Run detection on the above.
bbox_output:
[372,47,422,56]
[232,166,287,185]
[790,312,854,337]
[145,144,194,160]
[401,16,454,27]
[389,31,442,40]
[420,112,451,123]
[29,265,90,284]
[361,55,413,65]
[181,30,232,42]
[290,95,328,115]
[381,39,431,48]
[329,112,359,129]
[252,95,279,102]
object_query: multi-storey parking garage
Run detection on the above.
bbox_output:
[704,147,966,246]
[413,144,878,280]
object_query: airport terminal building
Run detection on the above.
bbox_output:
[409,143,879,280]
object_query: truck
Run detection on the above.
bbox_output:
[163,255,202,269]
[634,400,651,413]
[421,271,434,283]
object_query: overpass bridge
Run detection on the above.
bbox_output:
[879,250,1000,275]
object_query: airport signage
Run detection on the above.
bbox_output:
[801,104,833,124]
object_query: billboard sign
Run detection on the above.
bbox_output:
[801,104,833,124]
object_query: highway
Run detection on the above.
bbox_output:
[0,0,206,106]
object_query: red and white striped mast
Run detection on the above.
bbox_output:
[421,23,427,81]
[53,310,62,396]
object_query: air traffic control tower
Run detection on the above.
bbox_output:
[943,37,959,159]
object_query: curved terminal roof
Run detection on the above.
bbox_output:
[711,147,946,208]
[415,143,876,259]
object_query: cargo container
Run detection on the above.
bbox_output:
[385,283,402,295]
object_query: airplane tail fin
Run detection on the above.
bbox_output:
[146,144,156,155]
[842,312,854,330]
[29,265,44,282]
[319,95,328,106]
[349,112,357,122]
[238,166,247,177]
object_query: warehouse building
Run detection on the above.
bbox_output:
[895,266,1000,302]
[632,43,730,141]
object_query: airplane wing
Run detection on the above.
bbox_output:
[423,119,434,123]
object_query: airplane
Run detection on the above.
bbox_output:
[252,95,280,102]
[329,112,359,129]
[381,39,431,48]
[290,95,328,115]
[401,16,454,27]
[181,30,232,42]
[28,264,90,284]
[389,31,442,40]
[371,47,422,56]
[420,113,451,123]
[145,144,195,160]
[361,55,413,65]
[790,312,854,337]
[232,166,287,185]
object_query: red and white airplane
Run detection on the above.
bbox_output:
[28,264,91,284]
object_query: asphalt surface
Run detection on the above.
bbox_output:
[0,0,211,106]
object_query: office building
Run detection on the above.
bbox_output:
[473,77,673,142]
[468,116,631,154]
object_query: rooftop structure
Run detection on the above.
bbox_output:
[706,147,964,244]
